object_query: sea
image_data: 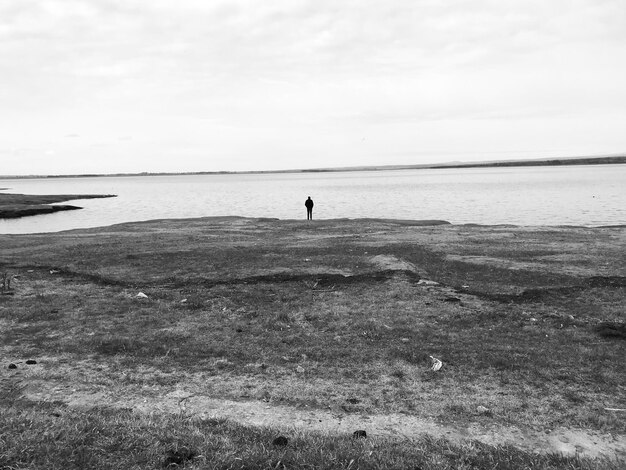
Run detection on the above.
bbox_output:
[1,164,625,234]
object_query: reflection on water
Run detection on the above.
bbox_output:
[1,165,625,234]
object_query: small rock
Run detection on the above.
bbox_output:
[27,270,34,273]
[568,315,575,320]
[530,318,537,322]
[296,365,305,374]
[135,292,148,299]
[180,298,188,303]
[163,447,196,467]
[25,360,37,365]
[49,270,59,274]
[334,335,341,341]
[476,405,490,414]
[417,279,439,286]
[8,363,17,369]
[353,430,367,439]
[273,436,289,446]
[401,338,410,343]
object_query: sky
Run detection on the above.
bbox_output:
[1,0,625,175]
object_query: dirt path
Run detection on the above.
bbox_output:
[18,380,625,461]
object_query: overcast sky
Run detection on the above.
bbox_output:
[1,0,625,175]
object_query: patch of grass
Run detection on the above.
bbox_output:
[0,402,621,470]
[2,274,625,433]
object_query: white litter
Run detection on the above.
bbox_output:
[429,356,443,371]
[136,292,148,299]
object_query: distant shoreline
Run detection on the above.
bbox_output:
[0,154,624,179]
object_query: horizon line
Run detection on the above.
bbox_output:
[1,153,624,179]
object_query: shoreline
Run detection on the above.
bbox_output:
[0,154,624,180]
[3,214,626,235]
[0,192,116,220]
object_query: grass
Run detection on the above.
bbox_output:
[0,401,621,470]
[1,217,625,466]
[3,274,622,433]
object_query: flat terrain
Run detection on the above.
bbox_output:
[0,192,116,219]
[1,217,625,468]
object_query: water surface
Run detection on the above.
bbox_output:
[1,165,624,234]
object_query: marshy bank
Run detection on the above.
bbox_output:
[1,217,624,468]
[0,192,116,219]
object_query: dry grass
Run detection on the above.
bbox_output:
[1,402,621,470]
[1,217,625,466]
[3,276,624,433]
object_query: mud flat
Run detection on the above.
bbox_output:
[1,217,624,468]
[0,192,116,219]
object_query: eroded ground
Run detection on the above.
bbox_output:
[1,217,625,459]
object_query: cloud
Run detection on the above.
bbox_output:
[0,0,625,174]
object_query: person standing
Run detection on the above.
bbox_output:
[305,196,314,220]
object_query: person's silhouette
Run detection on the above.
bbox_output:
[305,196,314,220]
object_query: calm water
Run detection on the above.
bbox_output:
[1,165,625,234]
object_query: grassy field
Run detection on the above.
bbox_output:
[1,217,625,468]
